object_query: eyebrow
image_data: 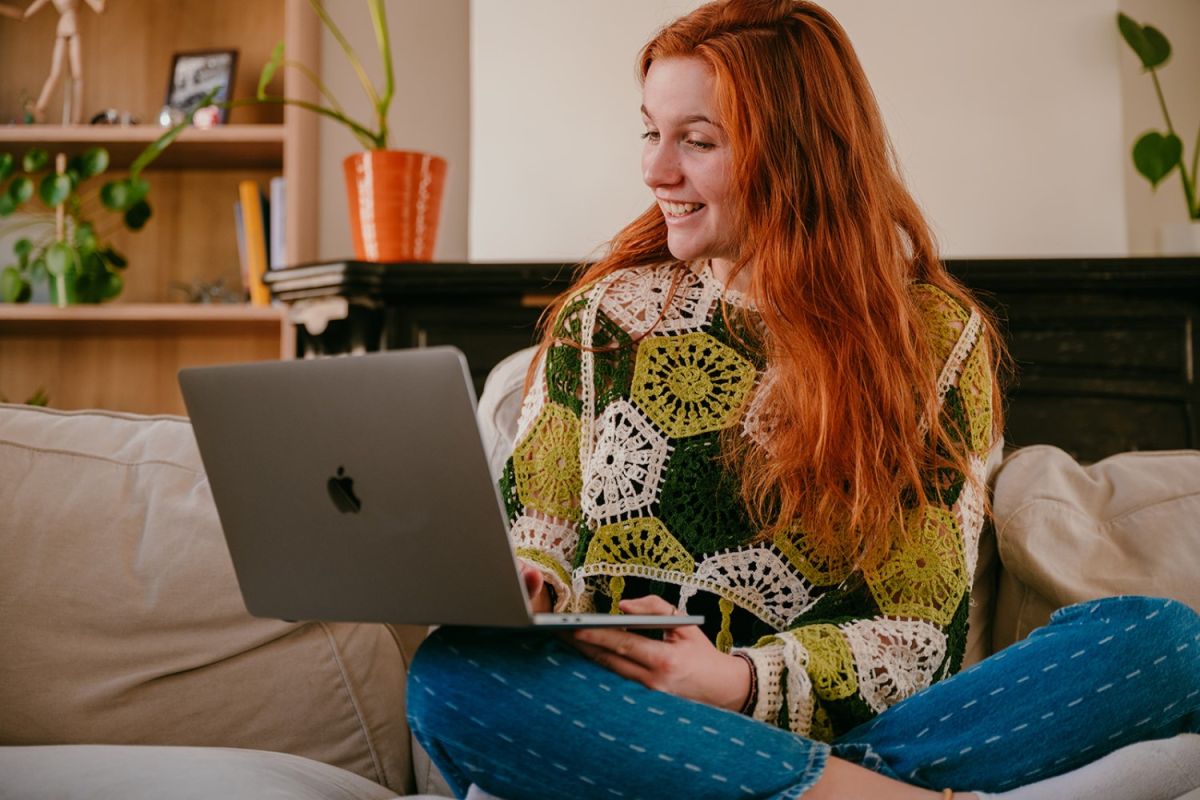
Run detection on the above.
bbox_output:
[640,105,720,127]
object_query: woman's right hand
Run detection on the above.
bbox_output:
[518,560,553,613]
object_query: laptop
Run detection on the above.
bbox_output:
[179,347,702,630]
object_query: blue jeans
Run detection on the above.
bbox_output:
[407,596,1200,799]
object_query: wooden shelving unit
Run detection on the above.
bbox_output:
[0,305,292,415]
[0,125,285,169]
[0,0,318,413]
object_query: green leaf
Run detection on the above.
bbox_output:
[1117,14,1171,70]
[25,387,49,406]
[38,173,72,207]
[0,192,16,216]
[0,153,13,182]
[45,241,76,277]
[100,179,130,210]
[127,178,150,204]
[101,270,124,301]
[1133,131,1183,187]
[259,41,285,99]
[1,265,31,303]
[9,176,33,205]
[78,147,109,179]
[22,148,49,174]
[75,222,98,253]
[75,254,111,302]
[124,199,152,230]
[14,237,33,263]
[101,247,128,269]
[31,257,48,281]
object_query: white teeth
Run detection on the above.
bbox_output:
[661,201,703,216]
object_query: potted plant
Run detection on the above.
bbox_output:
[1117,13,1199,254]
[0,146,151,305]
[252,0,447,262]
[0,94,217,306]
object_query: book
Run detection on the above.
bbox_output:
[232,200,248,296]
[238,180,271,306]
[269,176,287,270]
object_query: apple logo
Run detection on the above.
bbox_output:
[326,466,362,513]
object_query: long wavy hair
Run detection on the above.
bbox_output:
[534,0,1005,567]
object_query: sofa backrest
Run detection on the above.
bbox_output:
[0,403,423,794]
[989,444,1200,652]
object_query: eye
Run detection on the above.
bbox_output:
[685,138,715,151]
[641,130,660,143]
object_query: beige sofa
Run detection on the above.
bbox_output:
[2,350,1199,798]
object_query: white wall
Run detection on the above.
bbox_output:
[469,0,1130,260]
[317,0,470,262]
[313,1,1194,261]
[1118,0,1200,254]
[470,0,694,262]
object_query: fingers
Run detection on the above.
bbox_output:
[617,594,676,615]
[517,560,551,613]
[618,595,703,642]
[568,636,655,686]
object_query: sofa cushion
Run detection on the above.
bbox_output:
[0,745,403,800]
[989,445,1200,652]
[0,404,423,793]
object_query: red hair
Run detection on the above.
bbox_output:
[536,0,1005,566]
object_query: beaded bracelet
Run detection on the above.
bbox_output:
[732,651,758,715]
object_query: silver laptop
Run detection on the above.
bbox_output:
[179,347,702,629]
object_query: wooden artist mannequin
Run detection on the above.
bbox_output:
[18,0,106,123]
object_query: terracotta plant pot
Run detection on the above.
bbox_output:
[342,150,447,262]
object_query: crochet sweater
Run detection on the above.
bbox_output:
[499,260,995,741]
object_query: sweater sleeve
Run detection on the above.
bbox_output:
[732,289,996,740]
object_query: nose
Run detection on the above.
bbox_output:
[642,141,681,189]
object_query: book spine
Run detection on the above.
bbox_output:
[269,176,287,270]
[238,180,271,306]
[233,200,248,298]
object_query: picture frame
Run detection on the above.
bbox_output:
[165,49,239,124]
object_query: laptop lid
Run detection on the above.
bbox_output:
[180,348,540,627]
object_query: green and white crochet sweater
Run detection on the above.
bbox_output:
[498,260,995,741]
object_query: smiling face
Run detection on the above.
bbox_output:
[641,57,737,272]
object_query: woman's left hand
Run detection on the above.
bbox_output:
[566,594,752,712]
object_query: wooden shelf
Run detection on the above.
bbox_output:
[0,302,293,352]
[0,125,285,170]
[0,302,287,323]
[0,303,294,414]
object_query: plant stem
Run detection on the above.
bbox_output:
[1149,69,1195,216]
[252,96,381,149]
[368,0,393,149]
[283,58,348,117]
[0,215,54,236]
[307,0,381,115]
[1150,69,1176,134]
[1191,126,1200,219]
[55,154,66,243]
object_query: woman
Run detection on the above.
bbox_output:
[407,2,1200,798]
